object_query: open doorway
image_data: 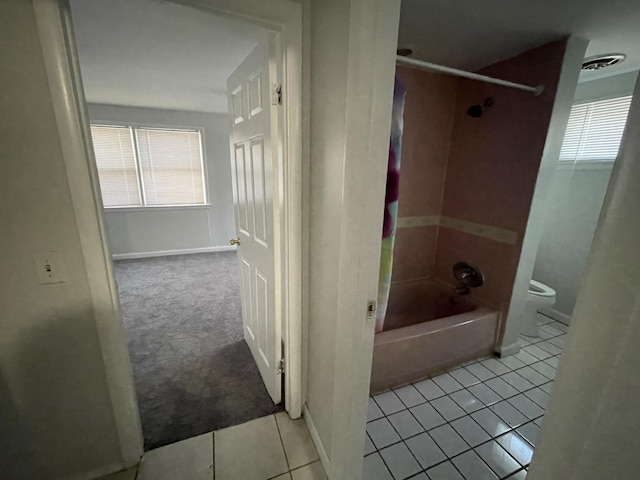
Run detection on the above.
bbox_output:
[69,0,284,450]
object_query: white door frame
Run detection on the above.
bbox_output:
[33,0,304,468]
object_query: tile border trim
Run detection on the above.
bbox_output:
[396,215,518,245]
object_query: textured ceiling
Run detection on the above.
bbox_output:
[70,0,267,113]
[398,0,640,82]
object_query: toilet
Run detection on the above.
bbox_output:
[522,279,556,337]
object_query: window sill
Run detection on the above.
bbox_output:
[557,160,615,171]
[105,204,212,213]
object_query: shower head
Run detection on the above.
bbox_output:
[467,97,494,118]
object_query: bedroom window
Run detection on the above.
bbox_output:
[90,124,206,207]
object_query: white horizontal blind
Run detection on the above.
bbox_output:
[136,128,205,205]
[90,125,142,207]
[559,96,632,161]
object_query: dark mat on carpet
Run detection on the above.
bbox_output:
[114,251,283,450]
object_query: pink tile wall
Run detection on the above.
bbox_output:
[434,39,569,332]
[392,67,458,282]
[396,67,458,218]
[393,226,439,282]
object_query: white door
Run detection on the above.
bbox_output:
[227,39,282,404]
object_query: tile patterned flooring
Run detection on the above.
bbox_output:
[364,314,567,480]
[98,412,325,480]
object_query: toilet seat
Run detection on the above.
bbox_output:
[528,279,556,298]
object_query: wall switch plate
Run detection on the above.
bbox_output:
[34,252,66,284]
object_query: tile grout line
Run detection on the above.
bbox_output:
[366,337,563,478]
[272,413,292,476]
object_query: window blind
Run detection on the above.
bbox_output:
[559,95,632,162]
[136,128,205,205]
[90,125,141,207]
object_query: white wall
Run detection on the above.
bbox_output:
[87,104,236,256]
[527,72,640,480]
[534,165,613,318]
[0,2,134,478]
[532,70,638,320]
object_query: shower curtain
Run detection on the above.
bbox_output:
[376,77,407,333]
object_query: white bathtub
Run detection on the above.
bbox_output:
[370,279,499,394]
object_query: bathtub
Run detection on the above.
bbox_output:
[370,278,499,394]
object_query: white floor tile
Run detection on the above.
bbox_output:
[523,388,550,409]
[96,468,137,480]
[364,433,376,455]
[516,422,541,447]
[450,415,491,447]
[413,379,446,401]
[271,474,292,480]
[548,336,566,348]
[426,460,465,480]
[428,424,469,458]
[529,362,557,380]
[522,345,552,360]
[536,341,563,356]
[534,416,543,427]
[449,368,481,387]
[215,416,288,480]
[543,356,560,368]
[481,358,511,376]
[138,433,212,480]
[452,451,499,480]
[362,453,393,480]
[275,412,319,470]
[552,321,569,332]
[514,350,539,365]
[410,403,447,431]
[379,442,421,479]
[367,418,401,450]
[394,384,427,408]
[485,377,519,398]
[496,431,534,466]
[540,381,554,395]
[374,391,406,415]
[490,401,529,428]
[465,363,496,382]
[499,372,534,393]
[506,469,527,479]
[475,441,520,478]
[450,389,484,413]
[388,410,424,439]
[536,314,553,325]
[516,366,549,386]
[468,383,502,406]
[368,397,384,422]
[498,355,526,371]
[291,461,326,480]
[430,396,466,422]
[508,395,545,419]
[432,373,464,394]
[405,432,446,469]
[539,324,564,337]
[408,473,429,480]
[471,408,511,438]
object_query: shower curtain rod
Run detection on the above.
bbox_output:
[396,56,545,96]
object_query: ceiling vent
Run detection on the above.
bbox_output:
[582,54,626,71]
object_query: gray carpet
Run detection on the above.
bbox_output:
[114,251,283,450]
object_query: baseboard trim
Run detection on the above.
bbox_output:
[303,404,331,478]
[539,307,572,326]
[496,341,522,358]
[112,246,236,260]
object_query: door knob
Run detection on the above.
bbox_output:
[230,237,241,246]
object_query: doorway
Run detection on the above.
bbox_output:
[67,0,297,450]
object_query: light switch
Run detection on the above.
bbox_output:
[34,252,66,284]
